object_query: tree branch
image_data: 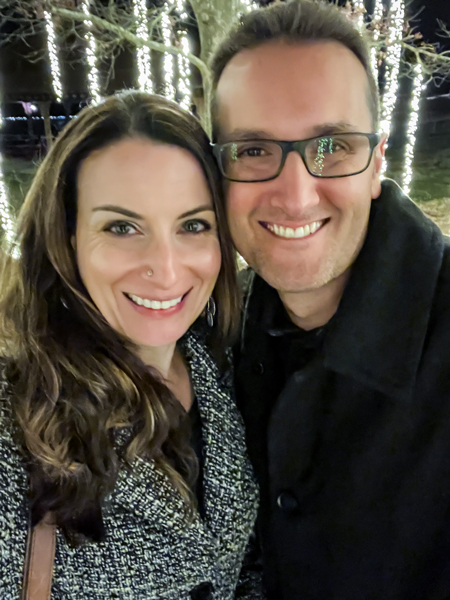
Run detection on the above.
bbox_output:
[50,6,210,82]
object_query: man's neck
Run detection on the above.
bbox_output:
[278,269,350,331]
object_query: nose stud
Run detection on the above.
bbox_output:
[147,269,153,277]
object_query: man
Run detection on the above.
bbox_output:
[210,1,450,599]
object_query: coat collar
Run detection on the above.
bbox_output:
[243,180,445,402]
[113,329,257,537]
[324,179,444,401]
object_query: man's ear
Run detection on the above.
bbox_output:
[371,133,387,199]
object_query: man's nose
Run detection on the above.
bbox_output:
[270,150,320,214]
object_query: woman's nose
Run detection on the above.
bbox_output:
[139,238,180,289]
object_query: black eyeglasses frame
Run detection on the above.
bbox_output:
[211,132,381,183]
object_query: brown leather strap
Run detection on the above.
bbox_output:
[22,513,56,600]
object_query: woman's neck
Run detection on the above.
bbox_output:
[138,342,177,378]
[138,342,193,411]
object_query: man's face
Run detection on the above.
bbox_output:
[216,41,385,294]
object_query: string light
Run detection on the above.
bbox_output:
[380,0,405,174]
[44,11,63,101]
[370,0,384,77]
[353,0,365,30]
[241,0,257,13]
[4,116,68,121]
[162,10,176,100]
[176,0,191,110]
[402,63,424,195]
[0,154,18,257]
[134,0,153,93]
[81,1,101,104]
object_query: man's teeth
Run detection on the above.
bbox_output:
[267,220,323,239]
[127,294,183,309]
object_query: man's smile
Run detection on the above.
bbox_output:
[260,219,328,239]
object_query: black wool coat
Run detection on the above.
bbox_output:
[234,180,450,600]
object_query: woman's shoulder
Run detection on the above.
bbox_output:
[182,325,233,387]
[0,372,28,505]
[0,372,22,457]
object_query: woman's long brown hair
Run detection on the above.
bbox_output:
[0,91,240,544]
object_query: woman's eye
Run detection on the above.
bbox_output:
[104,221,137,236]
[182,219,211,234]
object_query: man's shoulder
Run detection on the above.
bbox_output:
[432,236,450,310]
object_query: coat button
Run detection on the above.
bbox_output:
[190,582,214,600]
[252,362,264,374]
[277,491,299,512]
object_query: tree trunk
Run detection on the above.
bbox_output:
[190,0,246,66]
[190,0,248,136]
[38,101,53,150]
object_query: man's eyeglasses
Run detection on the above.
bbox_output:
[212,132,381,182]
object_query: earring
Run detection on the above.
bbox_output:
[147,269,153,277]
[206,296,216,327]
[61,297,69,310]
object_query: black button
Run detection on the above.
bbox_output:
[277,491,299,512]
[252,362,264,374]
[190,581,214,600]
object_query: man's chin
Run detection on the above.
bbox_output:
[252,262,324,294]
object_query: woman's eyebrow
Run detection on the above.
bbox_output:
[92,204,214,220]
[92,205,144,220]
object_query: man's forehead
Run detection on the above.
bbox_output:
[214,40,373,138]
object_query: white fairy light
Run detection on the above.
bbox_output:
[380,0,405,174]
[44,11,63,101]
[402,63,424,195]
[82,1,101,104]
[162,11,176,100]
[176,0,191,110]
[353,0,365,30]
[5,116,67,121]
[134,0,153,93]
[0,155,18,257]
[241,0,257,13]
[370,0,384,77]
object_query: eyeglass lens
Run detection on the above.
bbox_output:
[220,134,373,181]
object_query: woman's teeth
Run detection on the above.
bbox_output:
[127,293,183,309]
[266,220,324,239]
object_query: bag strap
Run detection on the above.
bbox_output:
[22,513,56,600]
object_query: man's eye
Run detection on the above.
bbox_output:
[182,219,211,234]
[239,146,267,158]
[104,221,137,236]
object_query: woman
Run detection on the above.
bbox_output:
[0,91,261,599]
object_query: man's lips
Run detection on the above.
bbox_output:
[260,218,329,239]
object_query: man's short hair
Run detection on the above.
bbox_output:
[210,0,379,134]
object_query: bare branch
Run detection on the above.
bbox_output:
[50,5,210,81]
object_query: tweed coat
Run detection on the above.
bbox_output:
[0,329,262,600]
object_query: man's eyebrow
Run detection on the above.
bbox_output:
[220,122,361,143]
[220,129,274,143]
[309,122,361,136]
[91,204,214,220]
[178,205,215,219]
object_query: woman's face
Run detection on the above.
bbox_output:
[75,137,221,350]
